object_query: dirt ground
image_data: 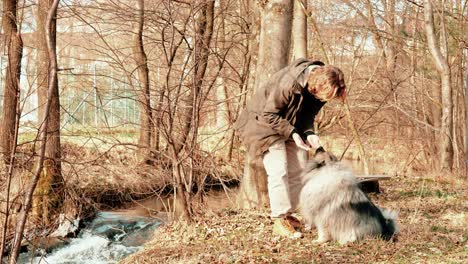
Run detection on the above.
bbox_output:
[120,174,467,264]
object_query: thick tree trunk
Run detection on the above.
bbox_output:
[440,73,454,170]
[0,0,23,164]
[239,153,269,208]
[291,0,307,60]
[34,0,63,225]
[9,2,60,262]
[240,0,293,208]
[254,0,293,91]
[134,0,153,162]
[172,159,192,222]
[424,1,454,171]
[0,2,22,255]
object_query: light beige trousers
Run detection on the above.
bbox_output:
[262,140,308,218]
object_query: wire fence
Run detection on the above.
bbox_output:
[0,55,141,132]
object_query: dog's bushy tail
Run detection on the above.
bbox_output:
[380,208,399,240]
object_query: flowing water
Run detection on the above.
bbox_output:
[14,191,234,264]
[17,211,162,264]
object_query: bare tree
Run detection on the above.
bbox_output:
[1,0,24,256]
[424,0,454,170]
[226,0,255,161]
[342,0,398,74]
[32,0,64,225]
[8,1,61,262]
[167,0,215,222]
[0,0,23,163]
[0,0,22,255]
[133,0,153,162]
[239,0,294,208]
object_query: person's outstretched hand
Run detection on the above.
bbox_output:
[292,133,310,151]
[307,134,321,149]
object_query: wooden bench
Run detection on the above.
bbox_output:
[356,175,391,193]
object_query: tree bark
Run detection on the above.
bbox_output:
[240,0,294,209]
[0,0,23,164]
[0,0,22,253]
[9,1,60,262]
[291,0,307,60]
[172,159,192,222]
[254,0,293,91]
[424,0,454,171]
[0,103,20,262]
[33,0,64,226]
[133,0,153,162]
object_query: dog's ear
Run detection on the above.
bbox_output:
[315,147,326,155]
[314,147,338,166]
[328,153,338,162]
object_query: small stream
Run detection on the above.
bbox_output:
[17,211,162,264]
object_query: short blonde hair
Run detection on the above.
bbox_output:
[307,66,346,102]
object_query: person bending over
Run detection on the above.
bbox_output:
[235,58,346,238]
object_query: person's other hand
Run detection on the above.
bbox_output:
[306,134,321,149]
[292,133,310,151]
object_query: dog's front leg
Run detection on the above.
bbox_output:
[303,218,315,231]
[313,225,331,244]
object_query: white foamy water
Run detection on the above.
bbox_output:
[31,233,141,264]
[17,211,161,264]
[33,235,140,264]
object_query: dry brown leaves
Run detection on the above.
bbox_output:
[121,175,467,264]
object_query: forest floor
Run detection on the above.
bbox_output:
[5,132,466,263]
[120,173,467,264]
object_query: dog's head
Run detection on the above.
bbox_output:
[313,147,338,167]
[302,148,339,176]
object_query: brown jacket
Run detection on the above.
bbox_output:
[235,58,325,157]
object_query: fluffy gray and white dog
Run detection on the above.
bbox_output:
[297,151,398,244]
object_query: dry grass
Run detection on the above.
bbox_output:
[3,131,466,263]
[120,174,467,264]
